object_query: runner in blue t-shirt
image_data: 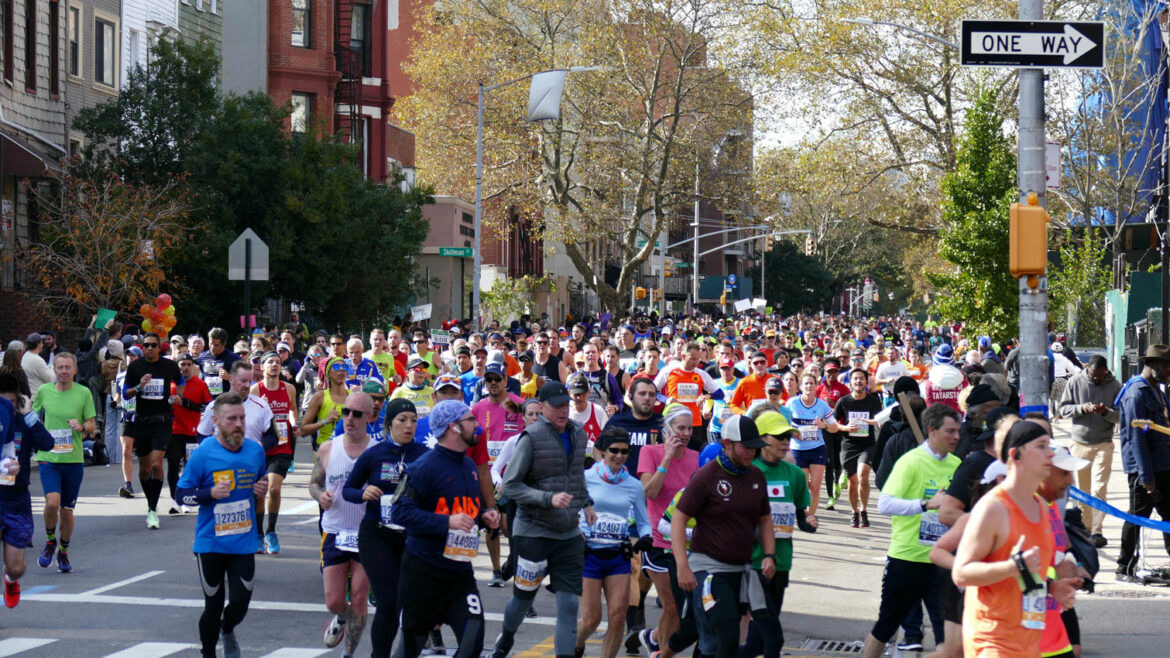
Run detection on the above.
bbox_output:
[785,372,839,515]
[176,392,268,658]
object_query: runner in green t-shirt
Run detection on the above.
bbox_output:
[32,352,97,573]
[744,409,817,658]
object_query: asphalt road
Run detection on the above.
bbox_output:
[0,420,1168,657]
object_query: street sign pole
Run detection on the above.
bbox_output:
[244,239,252,332]
[1017,0,1050,418]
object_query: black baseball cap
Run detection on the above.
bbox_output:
[539,381,570,406]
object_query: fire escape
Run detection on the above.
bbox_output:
[334,0,365,166]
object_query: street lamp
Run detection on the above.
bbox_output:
[839,17,959,50]
[472,66,602,329]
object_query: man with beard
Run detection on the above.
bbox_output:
[176,392,269,658]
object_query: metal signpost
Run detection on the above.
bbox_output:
[228,228,269,333]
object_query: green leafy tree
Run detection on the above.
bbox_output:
[927,90,1019,338]
[70,38,432,329]
[1049,228,1113,346]
[749,240,836,315]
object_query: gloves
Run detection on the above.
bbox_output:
[633,535,654,553]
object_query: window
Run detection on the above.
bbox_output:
[94,17,114,87]
[24,0,35,92]
[128,29,138,70]
[67,5,78,76]
[351,2,370,76]
[289,93,311,134]
[49,0,59,95]
[3,0,12,83]
[291,0,309,48]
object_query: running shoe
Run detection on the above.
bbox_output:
[896,640,924,652]
[56,549,72,573]
[488,569,504,587]
[851,512,860,528]
[168,505,182,515]
[146,510,160,529]
[221,631,241,658]
[429,628,445,654]
[323,615,346,648]
[574,646,586,658]
[1093,534,1108,548]
[37,540,56,568]
[265,532,281,554]
[3,575,19,608]
[639,628,660,653]
[625,629,641,655]
[859,511,870,528]
[525,606,537,618]
[118,484,135,498]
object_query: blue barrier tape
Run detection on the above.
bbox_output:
[1069,486,1170,534]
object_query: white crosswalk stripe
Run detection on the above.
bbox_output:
[0,639,57,657]
[256,649,331,658]
[101,643,198,658]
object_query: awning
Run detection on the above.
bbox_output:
[0,131,62,178]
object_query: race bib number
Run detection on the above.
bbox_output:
[1021,588,1046,630]
[717,406,733,422]
[379,493,398,528]
[918,511,946,546]
[49,428,73,454]
[213,500,252,536]
[141,378,165,401]
[205,376,223,396]
[798,423,819,442]
[275,414,289,445]
[676,382,700,403]
[848,411,870,438]
[0,444,16,486]
[415,405,431,418]
[771,501,796,539]
[335,530,359,553]
[590,512,629,545]
[488,440,506,462]
[443,528,479,562]
[515,557,548,591]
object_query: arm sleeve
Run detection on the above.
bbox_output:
[500,434,552,508]
[878,493,927,516]
[341,451,372,504]
[631,482,652,538]
[653,369,669,391]
[175,451,215,507]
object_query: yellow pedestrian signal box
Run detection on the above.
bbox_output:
[635,287,647,300]
[1010,193,1049,286]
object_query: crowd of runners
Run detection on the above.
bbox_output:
[0,309,1158,658]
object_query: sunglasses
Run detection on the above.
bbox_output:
[606,447,629,455]
[330,342,344,346]
[329,362,348,371]
[235,350,248,356]
[341,407,366,419]
[484,376,503,383]
[413,340,426,344]
[143,343,160,348]
[171,339,183,345]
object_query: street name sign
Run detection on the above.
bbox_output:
[960,20,1104,69]
[439,247,474,257]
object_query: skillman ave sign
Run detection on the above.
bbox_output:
[960,20,1104,69]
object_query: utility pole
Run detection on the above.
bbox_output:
[1017,0,1050,416]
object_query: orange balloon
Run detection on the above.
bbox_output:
[163,316,177,329]
[140,304,152,317]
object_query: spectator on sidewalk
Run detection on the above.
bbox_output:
[1060,355,1120,548]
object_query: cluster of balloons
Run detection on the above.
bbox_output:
[140,294,178,339]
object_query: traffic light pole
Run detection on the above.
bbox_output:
[1017,0,1050,417]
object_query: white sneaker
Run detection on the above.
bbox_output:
[323,615,346,648]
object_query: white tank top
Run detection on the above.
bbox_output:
[321,435,369,534]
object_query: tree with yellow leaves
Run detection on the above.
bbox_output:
[399,0,754,311]
[17,169,193,326]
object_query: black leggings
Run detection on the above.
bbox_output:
[195,552,255,658]
[738,571,789,658]
[359,521,406,658]
[166,434,196,501]
[399,552,484,658]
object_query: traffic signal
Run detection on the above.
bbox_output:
[764,234,774,251]
[653,288,662,302]
[804,236,815,256]
[1010,192,1049,287]
[635,287,647,300]
[720,291,727,305]
[664,261,672,277]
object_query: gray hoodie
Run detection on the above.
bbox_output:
[1058,370,1121,445]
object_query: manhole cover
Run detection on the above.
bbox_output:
[1093,589,1170,598]
[800,639,864,653]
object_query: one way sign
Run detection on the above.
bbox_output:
[960,20,1104,69]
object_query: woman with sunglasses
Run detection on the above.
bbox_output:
[576,428,652,658]
[301,358,350,450]
[341,398,428,658]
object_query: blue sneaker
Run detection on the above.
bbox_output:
[56,550,72,574]
[37,541,56,568]
[265,532,280,554]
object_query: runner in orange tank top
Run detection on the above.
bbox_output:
[953,420,1082,657]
